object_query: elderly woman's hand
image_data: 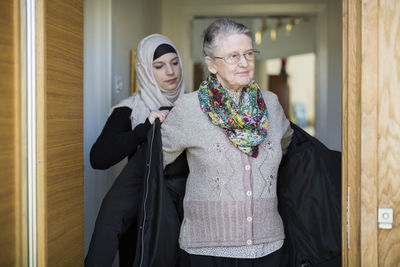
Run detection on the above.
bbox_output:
[148,110,170,124]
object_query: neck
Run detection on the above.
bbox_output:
[226,87,242,93]
[226,89,242,106]
[215,74,243,92]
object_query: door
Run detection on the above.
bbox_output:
[0,0,24,265]
[35,0,84,265]
[342,0,400,266]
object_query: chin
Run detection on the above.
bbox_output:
[237,78,251,87]
[162,84,178,91]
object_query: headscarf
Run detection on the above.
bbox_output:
[153,44,177,61]
[111,34,185,129]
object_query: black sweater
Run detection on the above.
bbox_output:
[90,107,151,169]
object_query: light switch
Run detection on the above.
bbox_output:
[114,75,123,93]
[378,207,393,229]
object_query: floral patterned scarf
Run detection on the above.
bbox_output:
[198,74,268,157]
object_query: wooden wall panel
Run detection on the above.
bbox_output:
[360,0,378,266]
[0,0,22,265]
[345,0,400,266]
[37,0,84,265]
[377,1,400,266]
[343,0,362,265]
[341,0,348,265]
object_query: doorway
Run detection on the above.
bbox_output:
[83,1,342,266]
[8,0,396,266]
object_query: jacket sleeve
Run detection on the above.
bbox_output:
[90,107,151,169]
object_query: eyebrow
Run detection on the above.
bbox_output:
[152,56,179,65]
[230,49,255,54]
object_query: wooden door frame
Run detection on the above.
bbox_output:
[342,0,361,265]
[0,0,25,265]
[342,0,382,266]
[21,0,385,265]
[35,0,84,265]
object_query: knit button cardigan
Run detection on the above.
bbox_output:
[161,90,292,258]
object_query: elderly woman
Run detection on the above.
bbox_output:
[161,18,292,266]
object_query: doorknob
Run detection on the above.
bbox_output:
[378,207,393,229]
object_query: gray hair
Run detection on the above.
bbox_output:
[202,18,253,57]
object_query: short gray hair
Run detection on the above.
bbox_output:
[202,18,253,57]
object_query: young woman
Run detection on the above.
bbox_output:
[85,34,184,267]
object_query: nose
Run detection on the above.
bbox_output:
[166,64,175,75]
[238,54,248,67]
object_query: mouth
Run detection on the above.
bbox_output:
[165,78,177,84]
[236,71,249,75]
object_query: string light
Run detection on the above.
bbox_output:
[270,29,277,41]
[255,18,268,45]
[255,31,262,45]
[285,23,293,35]
[255,16,306,42]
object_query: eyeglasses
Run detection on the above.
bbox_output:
[213,49,260,65]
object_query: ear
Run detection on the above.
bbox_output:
[205,56,217,74]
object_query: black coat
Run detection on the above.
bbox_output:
[131,121,341,267]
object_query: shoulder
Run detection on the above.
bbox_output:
[110,106,132,116]
[110,94,138,113]
[109,103,133,120]
[260,89,279,102]
[176,91,199,104]
[260,89,287,119]
[172,91,200,111]
[163,91,201,128]
[260,89,282,110]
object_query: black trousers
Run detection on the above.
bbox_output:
[179,247,283,267]
[85,155,145,267]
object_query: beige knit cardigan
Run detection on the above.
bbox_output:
[161,90,292,253]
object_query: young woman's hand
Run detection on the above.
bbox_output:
[148,110,170,124]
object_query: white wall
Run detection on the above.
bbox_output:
[326,0,342,151]
[84,0,162,260]
[84,0,113,257]
[112,0,162,106]
[286,53,316,123]
[160,0,341,151]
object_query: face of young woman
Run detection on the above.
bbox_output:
[206,33,255,92]
[152,52,181,91]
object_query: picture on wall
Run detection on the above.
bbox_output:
[131,49,139,95]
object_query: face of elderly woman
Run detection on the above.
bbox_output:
[206,33,254,92]
[152,52,181,91]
